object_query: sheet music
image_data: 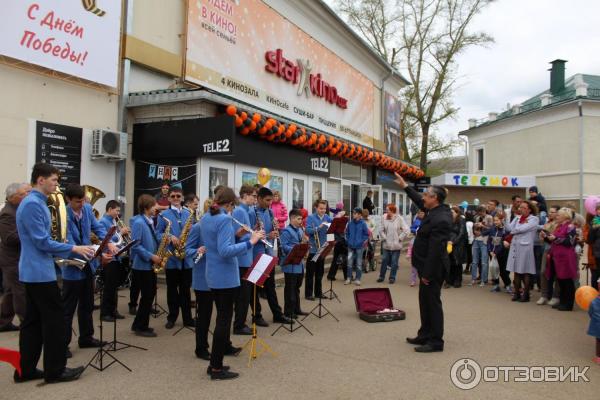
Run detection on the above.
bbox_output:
[311,243,330,262]
[247,254,274,284]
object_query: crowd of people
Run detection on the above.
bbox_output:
[2,164,600,383]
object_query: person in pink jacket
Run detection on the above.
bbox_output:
[270,190,288,230]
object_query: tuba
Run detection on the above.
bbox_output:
[49,185,91,269]
[48,186,68,243]
[82,184,105,219]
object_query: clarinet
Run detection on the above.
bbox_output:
[254,207,274,251]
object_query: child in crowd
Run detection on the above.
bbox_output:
[407,210,425,286]
[345,208,370,286]
[485,215,511,293]
[280,209,308,319]
[587,293,600,365]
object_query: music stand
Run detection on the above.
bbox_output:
[241,254,278,366]
[271,243,313,336]
[304,242,339,322]
[322,218,348,303]
[86,255,145,373]
[151,279,167,318]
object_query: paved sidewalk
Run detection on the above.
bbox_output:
[1,257,598,399]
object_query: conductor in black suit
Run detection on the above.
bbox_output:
[394,173,452,352]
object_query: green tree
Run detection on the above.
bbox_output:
[336,0,494,172]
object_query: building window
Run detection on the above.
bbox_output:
[329,159,341,179]
[341,161,361,181]
[476,148,484,171]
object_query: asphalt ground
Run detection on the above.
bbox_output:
[1,257,598,399]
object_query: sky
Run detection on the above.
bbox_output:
[428,0,600,149]
[326,0,600,156]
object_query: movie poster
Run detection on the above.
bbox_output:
[384,93,402,160]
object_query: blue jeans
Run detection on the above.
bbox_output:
[471,240,489,283]
[347,248,364,281]
[379,249,400,280]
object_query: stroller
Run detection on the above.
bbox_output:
[361,239,378,273]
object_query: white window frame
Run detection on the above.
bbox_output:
[473,144,485,173]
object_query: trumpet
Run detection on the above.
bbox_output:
[232,216,273,248]
[115,216,132,247]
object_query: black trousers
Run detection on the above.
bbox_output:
[129,268,141,308]
[284,273,303,317]
[62,276,94,346]
[165,268,193,324]
[492,251,512,287]
[20,282,66,380]
[234,267,252,330]
[327,242,348,280]
[210,287,237,369]
[194,290,213,356]
[592,259,600,291]
[557,278,575,309]
[305,255,324,298]
[101,260,121,317]
[131,270,156,331]
[254,273,283,320]
[447,254,462,286]
[416,278,444,348]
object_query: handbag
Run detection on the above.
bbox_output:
[489,255,500,280]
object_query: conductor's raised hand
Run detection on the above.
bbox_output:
[394,172,408,189]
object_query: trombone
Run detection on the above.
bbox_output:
[231,216,273,248]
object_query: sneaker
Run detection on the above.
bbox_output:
[409,281,416,287]
[344,279,351,285]
[376,278,384,283]
[469,281,476,286]
[479,282,486,287]
[504,286,513,294]
[354,280,361,286]
[536,297,548,305]
[490,285,500,292]
[547,298,559,306]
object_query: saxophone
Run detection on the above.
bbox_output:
[174,210,194,260]
[153,216,173,273]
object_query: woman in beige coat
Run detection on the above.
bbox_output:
[377,204,410,283]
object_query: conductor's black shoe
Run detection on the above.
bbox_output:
[206,365,230,375]
[45,366,84,384]
[209,369,239,380]
[253,317,269,327]
[14,368,43,383]
[79,338,106,348]
[317,294,327,299]
[557,305,573,311]
[165,320,175,329]
[195,350,210,360]
[224,346,242,356]
[295,310,309,316]
[414,344,443,353]
[406,337,428,345]
[274,315,294,324]
[100,315,116,322]
[233,326,252,335]
[65,348,73,359]
[305,296,315,301]
[128,305,137,315]
[0,323,19,332]
[376,278,384,283]
[114,312,125,319]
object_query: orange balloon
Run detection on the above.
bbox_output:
[575,286,599,310]
[234,117,243,128]
[241,127,250,135]
[249,121,257,131]
[240,112,248,121]
[252,113,261,123]
[226,105,237,116]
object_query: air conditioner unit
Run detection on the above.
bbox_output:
[92,129,128,160]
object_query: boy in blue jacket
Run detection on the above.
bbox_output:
[345,208,370,286]
[280,209,309,319]
[63,184,115,358]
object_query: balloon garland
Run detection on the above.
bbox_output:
[224,105,425,179]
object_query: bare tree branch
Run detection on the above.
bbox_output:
[336,0,494,172]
